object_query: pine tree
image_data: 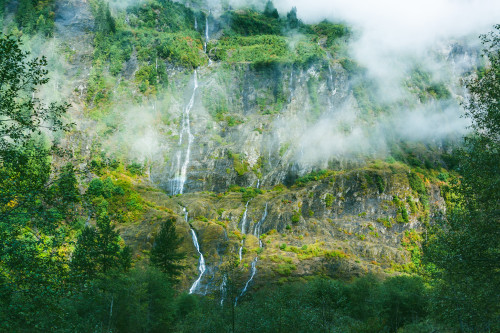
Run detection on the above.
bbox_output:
[263,1,279,19]
[71,214,130,281]
[150,217,185,279]
[286,7,300,29]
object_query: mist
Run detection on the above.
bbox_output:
[273,0,499,85]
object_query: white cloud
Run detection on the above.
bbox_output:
[274,0,499,82]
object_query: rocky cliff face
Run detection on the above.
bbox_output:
[23,0,463,294]
[150,61,354,195]
[131,161,445,292]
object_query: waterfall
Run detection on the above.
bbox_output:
[189,229,206,294]
[240,201,250,234]
[194,17,198,30]
[204,13,210,53]
[289,70,294,102]
[238,258,257,298]
[253,203,267,246]
[236,203,267,304]
[220,274,227,306]
[171,71,198,195]
[184,208,206,294]
[238,201,250,262]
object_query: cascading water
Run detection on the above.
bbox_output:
[184,208,206,294]
[189,229,206,294]
[288,70,294,102]
[204,13,210,53]
[253,203,267,246]
[240,201,250,234]
[236,203,267,304]
[238,201,250,261]
[170,71,198,195]
[220,274,227,306]
[238,258,257,298]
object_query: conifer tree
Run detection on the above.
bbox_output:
[150,217,185,279]
[263,0,279,19]
[71,214,130,281]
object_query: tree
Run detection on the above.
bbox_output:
[0,34,72,331]
[71,214,130,282]
[150,217,185,279]
[0,35,69,154]
[286,7,300,29]
[93,0,116,34]
[425,25,500,332]
[263,1,279,19]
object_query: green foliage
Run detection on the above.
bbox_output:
[437,172,449,182]
[263,0,279,19]
[63,268,176,333]
[211,35,288,64]
[240,187,263,202]
[156,32,206,68]
[221,9,281,36]
[210,34,325,66]
[275,263,296,276]
[408,171,429,209]
[14,0,56,36]
[71,214,130,282]
[406,67,451,101]
[324,193,334,207]
[92,0,116,34]
[286,7,301,29]
[291,211,300,223]
[127,0,196,33]
[295,169,329,186]
[310,20,350,48]
[425,25,500,331]
[375,174,385,193]
[127,162,144,175]
[0,34,69,152]
[150,218,185,279]
[231,153,249,176]
[407,197,417,214]
[179,275,431,332]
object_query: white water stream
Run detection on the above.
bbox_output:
[171,71,198,195]
[236,203,267,304]
[184,208,206,294]
[204,13,210,53]
[238,201,250,261]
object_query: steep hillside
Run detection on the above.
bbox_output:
[0,0,475,292]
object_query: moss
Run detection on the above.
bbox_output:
[377,217,393,229]
[401,230,423,269]
[275,263,296,276]
[355,233,366,241]
[295,170,331,186]
[232,154,249,176]
[324,193,334,207]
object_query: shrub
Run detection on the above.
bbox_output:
[324,193,334,207]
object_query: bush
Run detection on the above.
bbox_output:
[127,162,143,176]
[324,193,334,207]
